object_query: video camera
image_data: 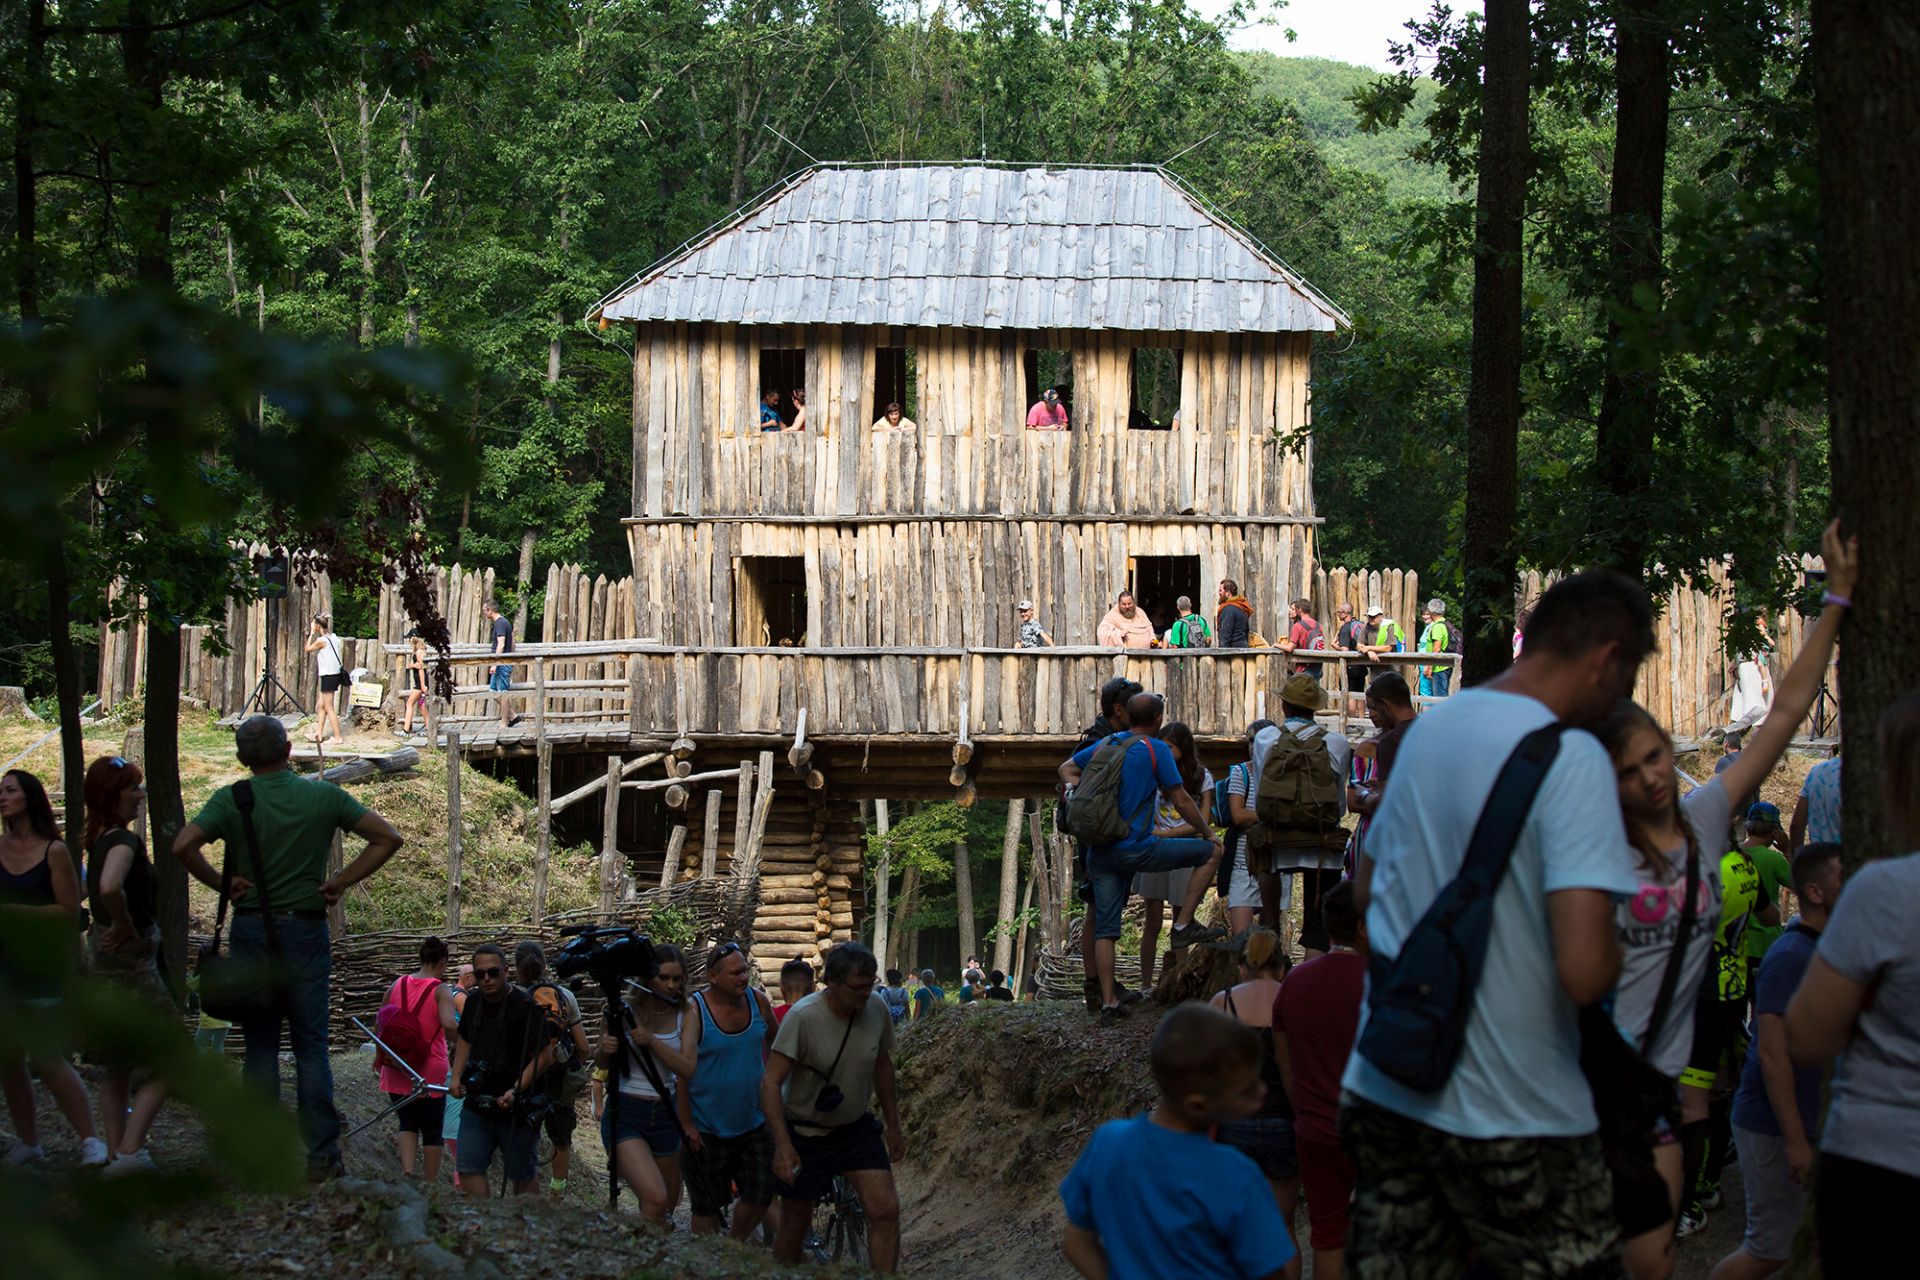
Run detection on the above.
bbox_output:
[555,924,658,993]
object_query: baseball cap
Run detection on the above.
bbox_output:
[1017,600,1033,611]
[1366,603,1383,617]
[1746,801,1782,827]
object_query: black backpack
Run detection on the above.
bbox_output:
[1064,733,1160,846]
[1356,724,1566,1093]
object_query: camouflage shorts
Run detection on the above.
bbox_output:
[1342,1095,1625,1280]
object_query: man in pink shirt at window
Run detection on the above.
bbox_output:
[1027,387,1069,430]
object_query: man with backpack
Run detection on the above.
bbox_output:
[513,940,592,1196]
[1248,674,1352,957]
[1059,691,1225,1023]
[1167,596,1212,649]
[1281,598,1326,680]
[878,969,912,1025]
[1340,570,1651,1278]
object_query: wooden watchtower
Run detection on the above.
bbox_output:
[587,162,1348,957]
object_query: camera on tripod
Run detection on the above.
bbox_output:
[555,924,658,992]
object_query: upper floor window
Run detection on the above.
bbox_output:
[1129,348,1183,430]
[759,348,807,432]
[872,346,918,433]
[1024,348,1073,431]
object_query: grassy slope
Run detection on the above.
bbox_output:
[0,706,598,933]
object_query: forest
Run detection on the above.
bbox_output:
[5,0,1897,940]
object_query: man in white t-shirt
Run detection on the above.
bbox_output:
[1342,569,1653,1277]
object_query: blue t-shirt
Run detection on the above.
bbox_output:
[760,402,784,432]
[1069,733,1183,854]
[1059,1114,1295,1280]
[1731,923,1822,1138]
[1342,689,1640,1140]
[913,984,944,1014]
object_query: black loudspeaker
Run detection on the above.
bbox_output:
[255,551,290,600]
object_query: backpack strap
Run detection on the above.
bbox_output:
[1641,837,1701,1054]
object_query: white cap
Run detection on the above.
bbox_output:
[1017,600,1034,611]
[1366,603,1383,617]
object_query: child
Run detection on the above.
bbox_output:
[1059,1004,1296,1280]
[773,956,815,1026]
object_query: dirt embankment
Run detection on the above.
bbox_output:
[891,1003,1159,1280]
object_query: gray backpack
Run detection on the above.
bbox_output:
[1065,733,1159,845]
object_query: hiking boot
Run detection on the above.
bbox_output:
[1170,921,1227,948]
[1098,1004,1129,1025]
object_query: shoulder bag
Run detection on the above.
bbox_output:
[196,780,283,1021]
[1355,723,1566,1092]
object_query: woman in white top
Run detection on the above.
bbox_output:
[303,614,348,745]
[595,944,696,1219]
[1595,519,1856,1279]
[1134,721,1212,992]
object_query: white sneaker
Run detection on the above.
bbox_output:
[4,1140,45,1165]
[103,1149,157,1178]
[78,1136,110,1167]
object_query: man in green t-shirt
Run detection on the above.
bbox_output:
[173,714,404,1178]
[1167,596,1212,649]
[1737,804,1793,987]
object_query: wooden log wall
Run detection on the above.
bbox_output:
[101,557,639,715]
[1312,566,1424,639]
[628,519,1316,648]
[631,324,1314,519]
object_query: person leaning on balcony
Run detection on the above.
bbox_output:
[1097,592,1156,649]
[871,402,917,434]
[1217,580,1254,649]
[1017,600,1055,648]
[1027,387,1070,431]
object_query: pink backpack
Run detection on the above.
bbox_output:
[374,977,439,1075]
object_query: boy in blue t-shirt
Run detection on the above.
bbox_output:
[1059,1004,1296,1280]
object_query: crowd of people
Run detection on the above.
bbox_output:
[1057,519,1914,1279]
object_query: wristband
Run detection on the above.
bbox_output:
[1822,592,1852,610]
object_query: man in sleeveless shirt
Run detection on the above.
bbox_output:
[677,941,780,1238]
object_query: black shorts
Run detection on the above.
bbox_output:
[685,1123,776,1216]
[1681,994,1748,1090]
[320,672,349,693]
[389,1091,446,1144]
[1347,665,1370,694]
[775,1113,891,1202]
[543,1100,578,1145]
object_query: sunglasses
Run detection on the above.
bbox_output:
[474,966,505,980]
[714,941,742,959]
[109,756,128,769]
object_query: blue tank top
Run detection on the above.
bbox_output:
[689,990,766,1138]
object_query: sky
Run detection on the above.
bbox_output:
[1191,0,1483,72]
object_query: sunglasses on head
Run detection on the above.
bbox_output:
[109,756,128,769]
[714,941,742,960]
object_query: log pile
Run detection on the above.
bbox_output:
[659,786,864,972]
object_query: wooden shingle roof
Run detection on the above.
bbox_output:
[592,164,1347,334]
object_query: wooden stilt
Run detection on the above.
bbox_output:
[444,731,463,932]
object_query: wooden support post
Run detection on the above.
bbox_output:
[872,799,892,966]
[953,690,973,765]
[533,739,552,923]
[326,831,345,937]
[701,788,723,880]
[533,656,547,741]
[1011,858,1038,996]
[732,760,753,873]
[661,824,688,887]
[788,706,812,773]
[599,754,621,917]
[664,784,689,810]
[425,694,439,745]
[445,731,463,932]
[993,797,1026,974]
[1028,807,1054,951]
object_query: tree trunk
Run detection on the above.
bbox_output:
[513,528,537,638]
[1812,0,1920,873]
[1458,0,1530,688]
[398,101,421,349]
[871,799,892,967]
[355,78,376,347]
[889,865,919,974]
[952,839,977,966]
[14,0,85,861]
[1591,0,1670,573]
[123,9,188,998]
[992,798,1025,975]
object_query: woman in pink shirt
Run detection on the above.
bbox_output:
[377,936,460,1180]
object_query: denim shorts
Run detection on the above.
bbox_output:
[601,1093,682,1158]
[1217,1113,1299,1180]
[488,665,512,692]
[1088,837,1217,939]
[457,1107,538,1183]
